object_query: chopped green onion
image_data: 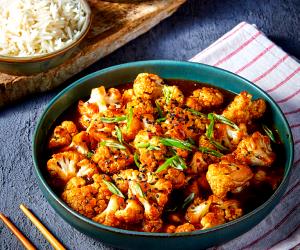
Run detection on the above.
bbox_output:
[206,113,215,139]
[86,151,94,159]
[209,139,229,151]
[155,100,164,118]
[262,124,276,143]
[132,182,146,198]
[100,141,126,150]
[187,137,196,146]
[163,85,172,104]
[187,108,207,118]
[134,152,141,169]
[100,116,127,123]
[115,126,123,144]
[156,155,187,173]
[103,180,125,198]
[172,156,187,171]
[147,145,160,151]
[212,114,239,130]
[126,107,133,132]
[198,146,223,157]
[156,117,167,123]
[156,155,179,173]
[182,193,195,209]
[136,142,150,148]
[159,138,194,151]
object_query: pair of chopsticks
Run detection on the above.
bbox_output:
[0,204,65,250]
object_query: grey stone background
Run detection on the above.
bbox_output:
[0,0,299,249]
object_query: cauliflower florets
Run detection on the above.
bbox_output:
[157,168,186,189]
[161,107,209,141]
[175,223,195,233]
[48,121,78,149]
[126,97,155,118]
[87,114,117,141]
[214,123,248,150]
[67,131,97,155]
[120,115,142,142]
[186,87,224,111]
[76,159,99,179]
[92,140,133,174]
[61,174,112,218]
[233,131,275,167]
[115,199,144,224]
[133,130,167,172]
[206,160,253,198]
[112,169,147,193]
[47,151,82,187]
[222,91,266,124]
[133,73,163,100]
[159,85,185,109]
[142,219,163,232]
[93,195,125,227]
[185,197,211,225]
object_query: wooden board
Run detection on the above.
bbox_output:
[0,0,186,107]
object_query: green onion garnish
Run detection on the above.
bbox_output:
[159,138,194,151]
[156,117,167,123]
[182,193,195,209]
[103,180,125,198]
[134,152,141,169]
[198,146,223,157]
[86,151,94,159]
[100,116,127,123]
[155,155,187,173]
[100,141,126,150]
[187,108,207,118]
[136,142,150,148]
[147,145,160,151]
[262,124,276,143]
[155,100,164,118]
[132,182,146,198]
[126,107,133,132]
[212,114,239,130]
[163,85,172,104]
[206,113,215,139]
[187,137,196,146]
[115,126,123,144]
[210,140,228,151]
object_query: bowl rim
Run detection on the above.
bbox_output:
[0,0,92,63]
[32,60,294,237]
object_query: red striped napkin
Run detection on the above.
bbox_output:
[190,22,300,250]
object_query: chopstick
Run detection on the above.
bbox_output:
[20,204,66,250]
[0,212,36,250]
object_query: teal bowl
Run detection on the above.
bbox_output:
[33,60,294,249]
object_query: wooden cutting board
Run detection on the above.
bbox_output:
[0,0,186,107]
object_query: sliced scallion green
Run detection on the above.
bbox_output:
[136,142,150,148]
[100,141,126,150]
[213,114,239,130]
[198,146,223,157]
[187,108,207,118]
[134,152,141,169]
[156,117,167,123]
[210,139,228,151]
[86,151,94,159]
[155,100,164,118]
[262,124,276,143]
[115,126,123,144]
[182,192,195,209]
[155,155,179,173]
[100,116,127,123]
[103,180,125,198]
[132,182,146,198]
[159,138,194,151]
[206,113,215,139]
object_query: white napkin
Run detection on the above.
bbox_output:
[190,22,300,250]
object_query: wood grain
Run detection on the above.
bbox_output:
[0,0,186,107]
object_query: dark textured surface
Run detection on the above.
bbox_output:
[0,0,299,249]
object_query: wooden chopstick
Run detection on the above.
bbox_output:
[0,212,36,250]
[20,204,66,250]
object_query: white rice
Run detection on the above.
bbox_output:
[0,0,87,57]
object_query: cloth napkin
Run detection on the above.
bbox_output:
[190,22,300,250]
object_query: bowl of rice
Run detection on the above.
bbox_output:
[0,0,91,75]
